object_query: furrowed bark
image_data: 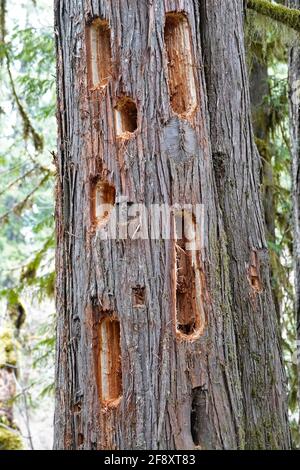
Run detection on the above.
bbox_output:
[200,0,290,449]
[54,0,291,449]
[249,57,280,320]
[288,0,300,431]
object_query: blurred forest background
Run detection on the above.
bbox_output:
[0,0,299,450]
[0,0,55,450]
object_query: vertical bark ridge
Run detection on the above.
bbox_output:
[54,0,290,450]
[288,0,300,434]
[200,0,290,449]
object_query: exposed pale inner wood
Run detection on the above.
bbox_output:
[91,180,115,228]
[164,12,197,117]
[115,97,138,136]
[99,318,122,402]
[174,211,204,337]
[89,19,112,88]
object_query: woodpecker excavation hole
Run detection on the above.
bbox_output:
[164,12,197,118]
[73,402,82,413]
[191,387,206,447]
[91,180,116,229]
[132,286,146,307]
[248,250,263,293]
[98,317,122,405]
[115,97,138,138]
[174,211,204,338]
[87,18,112,89]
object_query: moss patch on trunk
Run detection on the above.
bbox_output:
[0,426,23,450]
[0,329,17,368]
[247,0,300,32]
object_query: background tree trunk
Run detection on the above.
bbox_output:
[288,0,300,431]
[54,0,290,450]
[249,57,280,319]
[0,301,25,450]
[200,0,290,448]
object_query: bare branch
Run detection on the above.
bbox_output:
[0,173,50,225]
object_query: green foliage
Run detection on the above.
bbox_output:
[0,328,18,367]
[248,0,300,32]
[245,10,294,68]
[0,426,23,450]
[0,0,56,449]
[0,0,56,302]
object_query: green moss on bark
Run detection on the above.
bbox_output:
[247,0,300,32]
[0,426,23,450]
[0,329,17,368]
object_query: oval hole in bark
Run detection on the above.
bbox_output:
[91,180,116,229]
[191,387,206,447]
[115,97,138,138]
[87,18,112,89]
[99,317,122,405]
[164,12,197,118]
[174,210,204,339]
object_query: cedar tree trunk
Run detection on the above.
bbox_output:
[288,0,300,430]
[54,0,291,450]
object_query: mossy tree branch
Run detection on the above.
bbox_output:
[0,0,6,43]
[6,57,44,152]
[247,0,300,32]
[1,0,44,152]
[0,173,50,224]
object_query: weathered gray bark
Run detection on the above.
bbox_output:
[250,60,275,240]
[200,0,290,448]
[288,0,300,429]
[54,0,290,449]
[249,57,280,319]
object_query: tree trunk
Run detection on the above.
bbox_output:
[0,301,25,450]
[200,0,290,449]
[288,0,300,430]
[249,57,280,320]
[54,0,291,450]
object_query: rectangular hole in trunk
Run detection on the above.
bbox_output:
[91,179,116,229]
[191,387,206,447]
[164,12,197,118]
[98,317,122,405]
[174,210,204,339]
[115,97,138,138]
[87,18,112,89]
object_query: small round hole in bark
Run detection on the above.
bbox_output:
[115,97,138,138]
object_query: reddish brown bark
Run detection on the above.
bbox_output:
[54,0,291,450]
